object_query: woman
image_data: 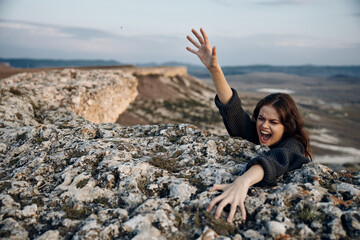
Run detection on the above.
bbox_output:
[186,28,312,223]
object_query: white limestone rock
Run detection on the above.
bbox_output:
[35,230,60,240]
[243,229,264,240]
[169,180,197,203]
[267,221,286,237]
[20,204,38,218]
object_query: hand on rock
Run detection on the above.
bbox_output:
[207,176,249,223]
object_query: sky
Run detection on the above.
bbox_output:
[0,0,360,66]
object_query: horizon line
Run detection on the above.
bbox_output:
[1,57,360,68]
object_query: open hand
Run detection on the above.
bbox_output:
[207,176,250,223]
[186,28,219,70]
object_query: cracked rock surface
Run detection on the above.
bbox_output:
[0,69,359,239]
[0,68,138,125]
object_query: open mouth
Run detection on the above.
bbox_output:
[260,131,272,143]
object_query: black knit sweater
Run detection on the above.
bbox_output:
[215,88,310,186]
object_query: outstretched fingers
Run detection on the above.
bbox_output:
[207,192,225,212]
[186,35,200,49]
[200,28,209,44]
[214,198,229,219]
[191,28,205,45]
[212,46,217,57]
[227,204,237,222]
[186,46,197,54]
[227,200,246,222]
[239,201,246,221]
[209,183,228,192]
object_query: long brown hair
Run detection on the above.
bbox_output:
[252,93,313,161]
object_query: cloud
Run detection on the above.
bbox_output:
[208,0,235,6]
[274,37,355,49]
[0,19,186,63]
[215,33,358,50]
[0,19,116,40]
[61,27,116,40]
[209,33,360,65]
[1,19,359,65]
[0,20,71,38]
[254,0,308,6]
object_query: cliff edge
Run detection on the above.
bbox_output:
[0,69,359,239]
[0,69,138,125]
[117,66,225,135]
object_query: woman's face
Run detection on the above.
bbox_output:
[256,105,285,146]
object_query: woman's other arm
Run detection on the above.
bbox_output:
[207,164,264,222]
[186,28,233,105]
[246,138,310,186]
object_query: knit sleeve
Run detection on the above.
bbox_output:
[246,138,310,186]
[215,88,258,144]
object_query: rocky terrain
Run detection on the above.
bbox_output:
[0,68,359,239]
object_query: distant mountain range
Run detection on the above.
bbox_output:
[1,58,360,78]
[157,61,360,78]
[0,58,122,68]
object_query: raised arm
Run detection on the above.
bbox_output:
[186,28,233,105]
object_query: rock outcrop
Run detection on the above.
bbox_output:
[0,69,138,125]
[0,69,359,239]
